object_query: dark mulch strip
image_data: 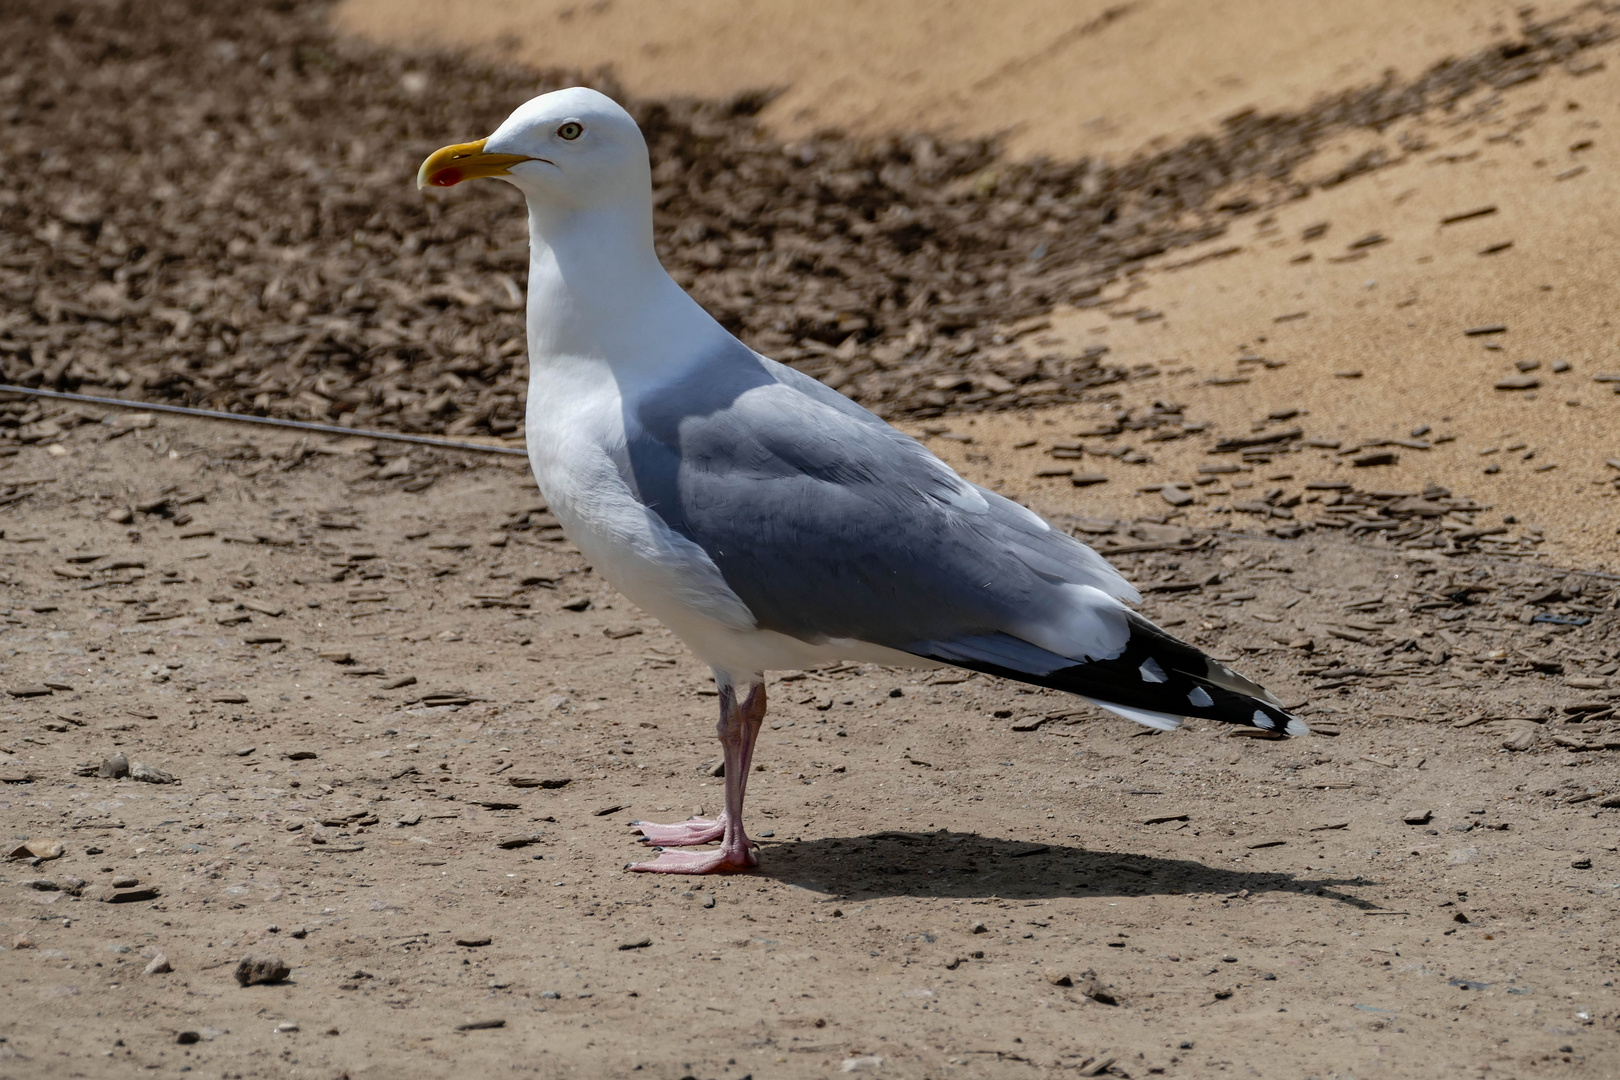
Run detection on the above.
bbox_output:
[0,1,1610,432]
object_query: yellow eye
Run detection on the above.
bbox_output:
[558,121,584,141]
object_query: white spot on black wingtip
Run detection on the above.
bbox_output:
[1284,716,1311,737]
[1252,710,1275,730]
[1188,686,1213,708]
[1139,658,1168,683]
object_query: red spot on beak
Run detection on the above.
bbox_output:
[429,167,465,187]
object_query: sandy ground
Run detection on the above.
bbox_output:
[5,2,1620,1077]
[927,43,1620,573]
[2,397,1620,1079]
[333,0,1620,567]
[335,0,1587,160]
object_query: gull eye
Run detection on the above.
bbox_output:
[557,121,584,141]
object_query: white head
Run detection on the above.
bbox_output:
[417,87,651,212]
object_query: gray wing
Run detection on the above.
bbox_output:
[618,339,1137,660]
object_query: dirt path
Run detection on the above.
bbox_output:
[1,410,1618,1078]
[4,1,1620,1075]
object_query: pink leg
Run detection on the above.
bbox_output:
[629,681,765,874]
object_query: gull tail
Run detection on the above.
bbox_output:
[909,612,1307,736]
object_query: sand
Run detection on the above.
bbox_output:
[334,0,1620,569]
[6,3,1620,1077]
[923,51,1620,572]
[334,0,1583,159]
[2,414,1618,1078]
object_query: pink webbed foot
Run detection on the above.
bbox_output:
[629,816,725,847]
[626,841,758,875]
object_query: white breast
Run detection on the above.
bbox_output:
[524,359,753,631]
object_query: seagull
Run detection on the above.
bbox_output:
[418,87,1306,875]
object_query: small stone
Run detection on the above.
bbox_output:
[175,1030,199,1044]
[508,776,570,789]
[1070,473,1109,487]
[1076,968,1118,1005]
[111,873,139,888]
[130,762,177,785]
[1403,810,1434,825]
[560,597,592,611]
[1160,486,1194,507]
[496,835,540,849]
[275,1022,299,1033]
[841,1056,884,1073]
[970,921,988,934]
[107,886,161,903]
[454,934,492,948]
[456,1019,506,1031]
[617,937,653,950]
[539,990,561,1000]
[6,684,53,698]
[1352,451,1398,467]
[1572,857,1593,870]
[1503,728,1538,752]
[144,952,172,975]
[1494,375,1540,391]
[97,752,130,779]
[234,954,291,986]
[1045,969,1073,986]
[7,840,64,861]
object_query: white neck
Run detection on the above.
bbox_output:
[522,196,717,367]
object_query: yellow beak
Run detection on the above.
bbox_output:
[417,138,534,189]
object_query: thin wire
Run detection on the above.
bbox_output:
[0,384,529,456]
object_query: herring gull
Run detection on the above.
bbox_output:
[418,87,1305,874]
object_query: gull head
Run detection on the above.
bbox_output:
[417,86,650,209]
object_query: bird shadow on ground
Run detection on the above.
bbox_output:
[756,829,1377,909]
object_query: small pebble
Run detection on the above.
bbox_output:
[234,954,291,987]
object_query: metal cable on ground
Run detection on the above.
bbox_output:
[0,384,529,456]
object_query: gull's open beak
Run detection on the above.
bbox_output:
[417,138,534,189]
